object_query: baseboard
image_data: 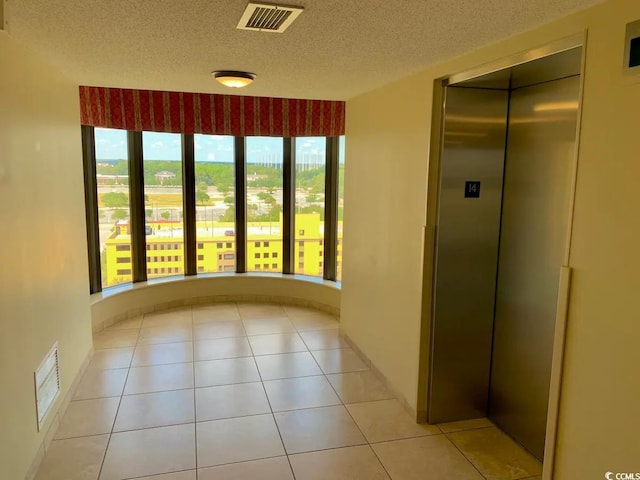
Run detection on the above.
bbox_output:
[342,333,423,423]
[24,348,94,480]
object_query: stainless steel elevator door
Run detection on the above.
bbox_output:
[428,87,509,423]
[489,76,580,460]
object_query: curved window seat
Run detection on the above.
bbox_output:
[91,273,341,332]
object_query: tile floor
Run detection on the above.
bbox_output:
[35,303,542,480]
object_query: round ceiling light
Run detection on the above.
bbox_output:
[212,70,256,88]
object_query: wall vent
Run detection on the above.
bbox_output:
[237,2,303,33]
[34,343,60,431]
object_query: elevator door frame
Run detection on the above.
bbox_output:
[417,32,587,480]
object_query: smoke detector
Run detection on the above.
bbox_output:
[237,2,303,33]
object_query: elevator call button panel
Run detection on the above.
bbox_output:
[465,181,481,198]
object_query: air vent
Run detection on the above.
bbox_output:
[237,2,303,33]
[35,343,60,431]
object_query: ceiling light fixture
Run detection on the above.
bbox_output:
[212,70,256,88]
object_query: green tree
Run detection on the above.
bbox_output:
[196,182,210,205]
[145,209,153,218]
[102,192,128,208]
[219,205,235,222]
[257,192,276,204]
[161,211,170,221]
[223,196,234,204]
[112,209,128,220]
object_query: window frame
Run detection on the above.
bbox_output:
[83,130,342,293]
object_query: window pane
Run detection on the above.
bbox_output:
[246,137,283,272]
[337,136,345,281]
[143,132,184,279]
[95,128,132,288]
[295,137,326,277]
[194,134,236,273]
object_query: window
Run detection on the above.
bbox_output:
[246,136,283,272]
[337,136,345,281]
[295,137,325,276]
[195,135,235,273]
[95,128,132,288]
[144,132,184,280]
[84,129,343,292]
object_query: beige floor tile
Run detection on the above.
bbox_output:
[447,427,542,480]
[93,329,139,349]
[438,417,494,433]
[242,317,296,335]
[138,325,193,345]
[105,316,143,331]
[289,445,390,480]
[192,304,240,323]
[299,328,348,350]
[327,371,395,404]
[249,332,308,356]
[290,313,339,331]
[124,363,194,395]
[73,368,128,400]
[194,357,261,387]
[34,435,109,480]
[263,375,341,412]
[193,320,246,340]
[195,382,270,421]
[196,414,285,468]
[143,308,193,328]
[346,399,441,443]
[311,348,368,374]
[275,405,366,454]
[88,348,134,370]
[132,342,193,366]
[194,337,252,361]
[198,456,293,480]
[372,436,484,480]
[255,352,323,380]
[55,398,120,439]
[237,302,286,319]
[101,424,196,480]
[135,471,196,480]
[114,389,195,431]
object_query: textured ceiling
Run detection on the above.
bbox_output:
[6,0,601,100]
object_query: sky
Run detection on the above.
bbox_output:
[95,128,345,164]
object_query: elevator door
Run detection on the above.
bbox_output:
[489,75,580,460]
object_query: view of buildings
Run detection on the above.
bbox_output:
[95,129,344,287]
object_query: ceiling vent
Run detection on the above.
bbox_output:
[237,2,303,33]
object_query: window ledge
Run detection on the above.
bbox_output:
[90,273,341,332]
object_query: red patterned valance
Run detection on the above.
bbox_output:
[79,86,345,137]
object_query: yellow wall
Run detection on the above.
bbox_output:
[342,0,640,476]
[0,32,92,479]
